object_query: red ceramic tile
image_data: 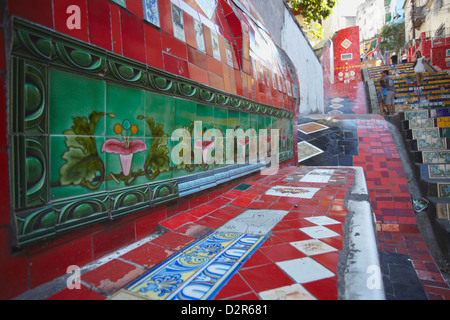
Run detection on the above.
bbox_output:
[209,206,245,220]
[163,52,190,78]
[260,243,306,262]
[9,0,53,28]
[207,55,224,76]
[47,284,106,300]
[241,249,272,269]
[150,231,196,251]
[207,196,232,209]
[135,207,166,240]
[183,12,197,49]
[225,13,242,38]
[214,273,253,300]
[302,276,339,300]
[208,72,225,91]
[187,46,208,69]
[159,212,197,230]
[189,62,209,85]
[120,243,175,268]
[0,229,28,300]
[269,202,293,211]
[92,221,136,260]
[190,193,210,208]
[260,234,285,247]
[110,3,123,55]
[312,252,340,273]
[121,9,146,63]
[158,0,174,35]
[203,25,214,57]
[127,0,144,19]
[247,201,271,209]
[195,215,226,229]
[88,0,112,51]
[174,223,213,238]
[238,263,295,293]
[82,259,144,290]
[29,235,93,288]
[234,69,243,96]
[161,32,188,60]
[226,291,260,300]
[187,204,217,218]
[273,229,312,243]
[54,0,89,42]
[230,197,253,208]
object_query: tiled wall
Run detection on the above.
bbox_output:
[0,0,298,299]
[333,26,361,84]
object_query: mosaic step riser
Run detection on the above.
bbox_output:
[411,138,449,151]
[420,163,450,181]
[406,128,450,141]
[396,104,450,112]
[418,180,450,198]
[403,110,430,120]
[403,118,450,130]
[416,150,450,164]
[395,96,450,105]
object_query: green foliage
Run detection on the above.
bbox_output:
[287,0,336,39]
[379,21,405,54]
[137,115,170,180]
[60,112,116,190]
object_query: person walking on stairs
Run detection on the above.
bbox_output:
[414,50,426,92]
[381,70,396,115]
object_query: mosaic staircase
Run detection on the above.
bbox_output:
[367,62,450,255]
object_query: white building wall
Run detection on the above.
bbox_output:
[251,0,325,114]
[357,0,386,40]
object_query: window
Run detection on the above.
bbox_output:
[341,53,353,60]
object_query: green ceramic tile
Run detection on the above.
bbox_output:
[239,111,250,130]
[174,98,197,130]
[144,92,174,138]
[227,109,239,130]
[106,83,145,138]
[50,135,106,200]
[214,106,228,134]
[49,69,106,136]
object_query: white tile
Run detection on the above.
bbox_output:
[265,186,320,199]
[304,216,340,226]
[276,257,334,284]
[300,169,335,183]
[217,209,289,236]
[290,239,338,256]
[300,226,340,239]
[258,284,316,300]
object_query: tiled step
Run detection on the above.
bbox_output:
[411,137,448,151]
[419,163,450,180]
[406,127,450,140]
[419,150,450,164]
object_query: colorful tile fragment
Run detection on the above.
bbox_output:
[125,231,265,300]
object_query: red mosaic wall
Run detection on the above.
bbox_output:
[0,0,298,299]
[332,26,361,84]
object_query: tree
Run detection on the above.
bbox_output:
[379,21,405,54]
[287,0,336,39]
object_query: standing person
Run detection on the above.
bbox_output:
[378,78,388,115]
[381,70,396,115]
[391,52,398,65]
[401,52,407,63]
[414,50,426,89]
